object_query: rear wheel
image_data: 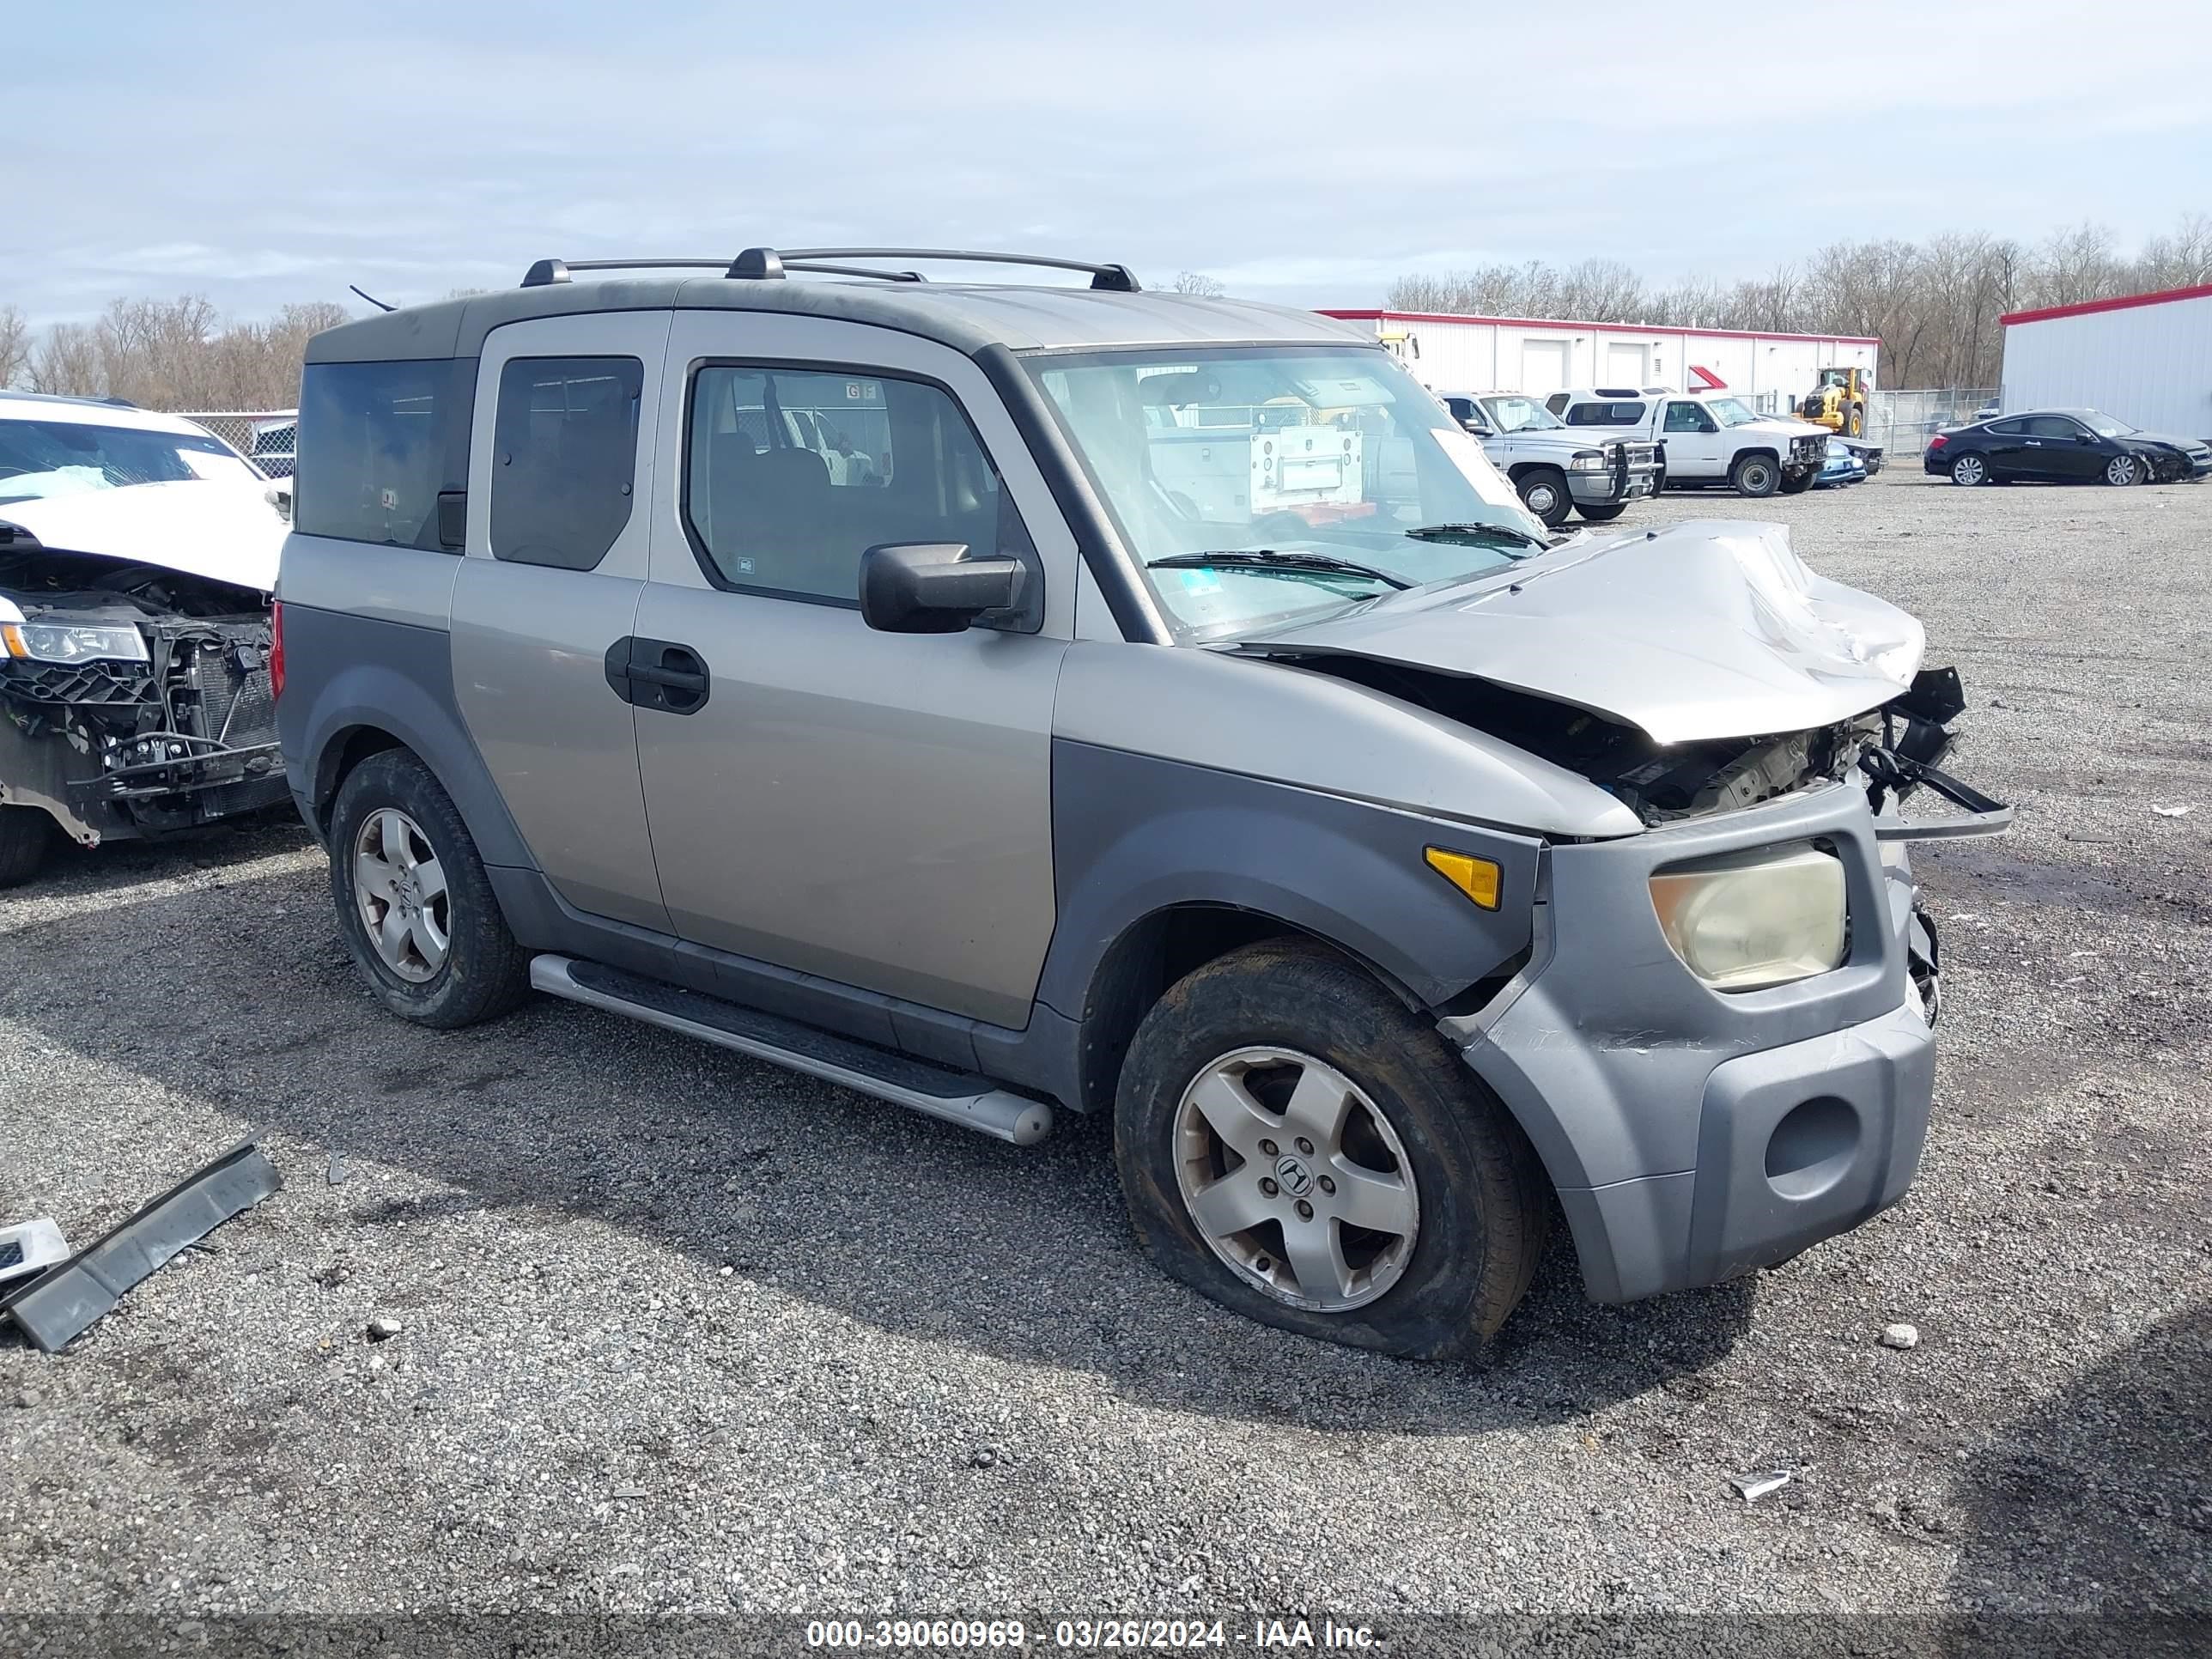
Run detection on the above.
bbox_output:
[2104,453,2146,487]
[1730,453,1781,497]
[0,806,52,889]
[328,750,530,1028]
[1576,501,1627,523]
[1514,468,1574,529]
[1845,404,1865,437]
[1949,453,1989,487]
[1114,939,1548,1357]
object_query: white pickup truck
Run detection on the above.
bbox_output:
[1439,392,1662,529]
[1542,387,1830,497]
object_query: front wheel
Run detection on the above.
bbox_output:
[1729,453,1781,497]
[2105,453,2146,487]
[1114,939,1548,1357]
[0,805,52,889]
[1514,468,1574,530]
[327,749,531,1029]
[1845,404,1865,437]
[1576,501,1628,523]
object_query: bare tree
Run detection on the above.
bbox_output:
[16,295,352,409]
[0,305,28,389]
[1170,271,1226,297]
[1388,210,2209,388]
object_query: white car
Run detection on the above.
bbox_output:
[1543,387,1830,497]
[0,392,289,884]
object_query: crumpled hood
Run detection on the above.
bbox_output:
[1233,519,1925,744]
[0,479,284,594]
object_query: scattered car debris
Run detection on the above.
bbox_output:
[1729,1470,1793,1502]
[1881,1322,1922,1351]
[0,1217,70,1288]
[2152,805,2194,818]
[0,1142,281,1353]
[366,1315,404,1342]
[326,1150,350,1186]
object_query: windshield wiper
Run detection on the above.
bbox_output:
[1404,522,1552,553]
[1146,550,1413,591]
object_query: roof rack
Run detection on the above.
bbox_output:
[520,248,1139,292]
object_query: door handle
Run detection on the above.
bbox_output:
[604,637,712,714]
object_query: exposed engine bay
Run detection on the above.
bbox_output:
[0,541,285,851]
[1279,653,1975,830]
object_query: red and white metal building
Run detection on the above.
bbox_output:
[1319,308,1880,408]
[1999,283,2212,441]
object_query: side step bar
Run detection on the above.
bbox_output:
[529,955,1054,1146]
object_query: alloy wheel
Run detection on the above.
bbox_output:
[1172,1046,1419,1312]
[352,807,450,983]
[1952,455,1986,486]
[2106,454,2142,486]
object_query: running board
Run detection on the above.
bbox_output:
[529,955,1053,1146]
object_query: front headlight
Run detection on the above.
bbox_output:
[1649,845,1846,991]
[2,620,151,665]
[1568,451,1611,472]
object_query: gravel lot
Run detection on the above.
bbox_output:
[3,469,2208,1650]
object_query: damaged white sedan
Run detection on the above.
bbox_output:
[0,392,287,884]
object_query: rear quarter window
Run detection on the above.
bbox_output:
[489,356,643,570]
[1565,401,1645,427]
[293,359,475,550]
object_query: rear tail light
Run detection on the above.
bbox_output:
[270,601,286,700]
[1926,434,1949,453]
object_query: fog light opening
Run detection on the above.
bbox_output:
[1764,1095,1860,1200]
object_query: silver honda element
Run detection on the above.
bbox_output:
[275,247,2008,1356]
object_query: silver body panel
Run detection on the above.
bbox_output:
[277,535,459,631]
[1235,519,1926,745]
[449,311,673,931]
[631,312,1070,1028]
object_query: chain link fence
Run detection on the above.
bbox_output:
[1867,389,1996,459]
[178,409,296,477]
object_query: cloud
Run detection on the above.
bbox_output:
[9,0,2209,323]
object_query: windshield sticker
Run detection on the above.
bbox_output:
[1177,568,1224,595]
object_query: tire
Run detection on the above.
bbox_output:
[0,805,52,889]
[2104,453,2146,487]
[1514,468,1574,530]
[1651,464,1668,495]
[1729,453,1781,497]
[1778,468,1816,495]
[1949,453,1989,487]
[327,749,530,1029]
[1845,404,1865,438]
[1576,501,1627,523]
[1114,938,1548,1358]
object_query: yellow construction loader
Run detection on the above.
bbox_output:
[1801,367,1870,436]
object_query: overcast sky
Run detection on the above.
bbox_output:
[15,1,2211,325]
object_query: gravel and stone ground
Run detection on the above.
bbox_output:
[2,468,2207,1653]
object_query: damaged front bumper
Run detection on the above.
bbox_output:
[0,617,286,846]
[1443,769,1995,1304]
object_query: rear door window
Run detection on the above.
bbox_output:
[488,356,644,570]
[294,359,475,550]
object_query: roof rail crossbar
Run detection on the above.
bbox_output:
[522,258,735,288]
[781,261,926,283]
[732,247,1141,292]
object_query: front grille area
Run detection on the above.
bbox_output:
[179,630,277,749]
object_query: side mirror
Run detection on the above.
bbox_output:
[1462,419,1493,438]
[859,543,1026,635]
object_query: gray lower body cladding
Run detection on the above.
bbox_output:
[1445,781,1936,1302]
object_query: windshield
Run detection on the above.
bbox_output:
[2080,410,2136,437]
[1030,347,1551,640]
[1480,395,1564,433]
[1706,398,1764,428]
[0,417,258,505]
